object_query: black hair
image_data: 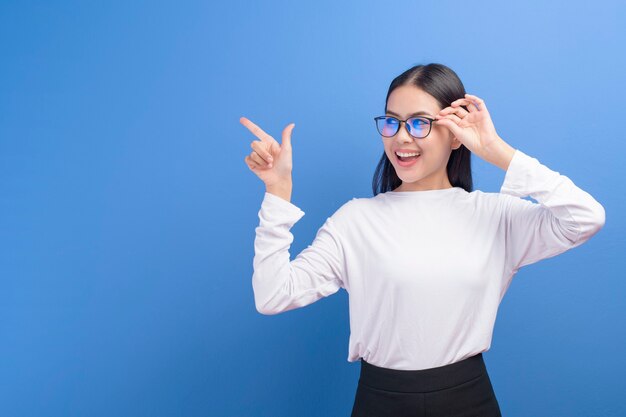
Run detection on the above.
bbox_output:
[372,63,473,196]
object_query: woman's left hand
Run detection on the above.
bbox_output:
[434,93,502,157]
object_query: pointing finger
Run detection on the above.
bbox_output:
[240,116,274,143]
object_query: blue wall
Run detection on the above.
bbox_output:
[1,0,624,416]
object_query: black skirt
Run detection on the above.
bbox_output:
[350,353,502,417]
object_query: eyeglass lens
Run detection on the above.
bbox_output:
[377,117,430,138]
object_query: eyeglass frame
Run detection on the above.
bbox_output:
[373,115,438,139]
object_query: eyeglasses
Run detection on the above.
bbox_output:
[373,115,437,139]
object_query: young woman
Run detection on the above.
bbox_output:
[240,63,606,416]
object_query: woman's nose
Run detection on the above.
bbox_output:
[395,122,414,143]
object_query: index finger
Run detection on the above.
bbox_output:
[239,116,273,143]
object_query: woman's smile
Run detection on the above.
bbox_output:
[395,152,421,167]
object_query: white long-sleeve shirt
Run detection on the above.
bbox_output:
[252,149,606,370]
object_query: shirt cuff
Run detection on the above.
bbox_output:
[499,148,547,198]
[260,191,306,225]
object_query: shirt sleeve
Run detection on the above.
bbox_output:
[499,149,606,273]
[252,191,346,315]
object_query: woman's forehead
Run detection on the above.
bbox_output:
[387,86,439,116]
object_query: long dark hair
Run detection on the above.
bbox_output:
[372,63,473,196]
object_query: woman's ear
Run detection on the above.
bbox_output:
[449,133,463,150]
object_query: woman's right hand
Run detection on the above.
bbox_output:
[240,116,296,188]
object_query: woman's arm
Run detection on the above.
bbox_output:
[252,192,346,315]
[432,94,605,273]
[499,149,606,273]
[241,116,345,314]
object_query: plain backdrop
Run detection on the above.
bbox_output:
[1,0,624,416]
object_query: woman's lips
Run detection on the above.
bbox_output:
[396,153,421,167]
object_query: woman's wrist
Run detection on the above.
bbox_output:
[266,180,293,203]
[481,137,516,171]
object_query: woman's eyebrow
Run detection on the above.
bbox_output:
[386,109,434,118]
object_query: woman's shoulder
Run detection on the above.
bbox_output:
[330,196,366,217]
[465,188,536,219]
[326,195,375,225]
[466,188,511,205]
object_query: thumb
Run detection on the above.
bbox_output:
[281,123,296,150]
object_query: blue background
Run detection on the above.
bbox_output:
[1,0,624,416]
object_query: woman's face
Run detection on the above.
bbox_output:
[382,85,462,192]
